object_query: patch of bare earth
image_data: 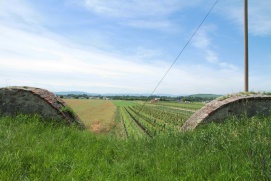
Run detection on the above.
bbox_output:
[90,120,116,134]
[90,121,103,133]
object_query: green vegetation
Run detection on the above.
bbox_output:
[110,101,199,139]
[183,94,221,102]
[217,94,231,101]
[1,114,271,180]
[59,93,220,102]
[63,99,116,132]
[112,100,136,107]
[217,91,271,101]
[60,105,76,119]
[112,106,127,138]
[154,101,204,111]
[264,92,271,95]
[188,94,221,98]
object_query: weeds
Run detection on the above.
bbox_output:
[217,91,271,101]
[217,94,231,101]
[60,106,76,119]
[1,114,271,180]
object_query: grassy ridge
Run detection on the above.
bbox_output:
[1,114,271,180]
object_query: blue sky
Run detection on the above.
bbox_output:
[0,0,270,95]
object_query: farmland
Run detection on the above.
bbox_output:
[1,97,271,180]
[63,99,116,133]
[64,99,204,138]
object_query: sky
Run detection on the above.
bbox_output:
[0,0,271,95]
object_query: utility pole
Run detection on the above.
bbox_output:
[244,0,249,92]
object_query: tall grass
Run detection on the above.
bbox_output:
[1,114,271,180]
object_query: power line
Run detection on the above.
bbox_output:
[137,0,219,114]
[125,0,219,131]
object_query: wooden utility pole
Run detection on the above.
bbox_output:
[244,0,249,92]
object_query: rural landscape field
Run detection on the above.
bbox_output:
[64,99,203,138]
[1,0,271,180]
[1,96,271,180]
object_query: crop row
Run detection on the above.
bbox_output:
[117,104,194,138]
[120,107,145,139]
[132,105,192,127]
[155,102,204,110]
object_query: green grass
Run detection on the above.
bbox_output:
[154,101,204,111]
[112,100,136,107]
[1,114,271,180]
[60,105,77,119]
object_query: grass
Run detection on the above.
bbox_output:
[63,99,116,133]
[1,114,271,180]
[111,100,138,138]
[217,91,271,101]
[112,100,136,107]
[154,101,204,111]
[60,105,77,119]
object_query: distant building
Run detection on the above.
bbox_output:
[150,98,160,103]
[102,97,110,100]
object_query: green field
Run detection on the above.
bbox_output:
[63,99,116,133]
[111,100,202,138]
[2,99,271,179]
[112,100,136,107]
[63,99,202,138]
[153,101,204,111]
[1,114,271,180]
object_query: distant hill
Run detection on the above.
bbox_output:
[54,91,221,99]
[187,94,222,99]
[54,91,99,96]
[54,91,187,97]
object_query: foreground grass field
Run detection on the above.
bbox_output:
[1,114,271,180]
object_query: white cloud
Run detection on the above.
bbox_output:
[192,32,210,49]
[191,25,237,71]
[0,0,44,33]
[155,65,243,95]
[124,20,173,30]
[1,0,268,94]
[192,25,215,49]
[0,22,161,93]
[82,0,188,18]
[217,0,271,36]
[77,0,203,30]
[135,47,162,59]
[0,20,243,94]
[0,0,39,23]
[206,50,218,63]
